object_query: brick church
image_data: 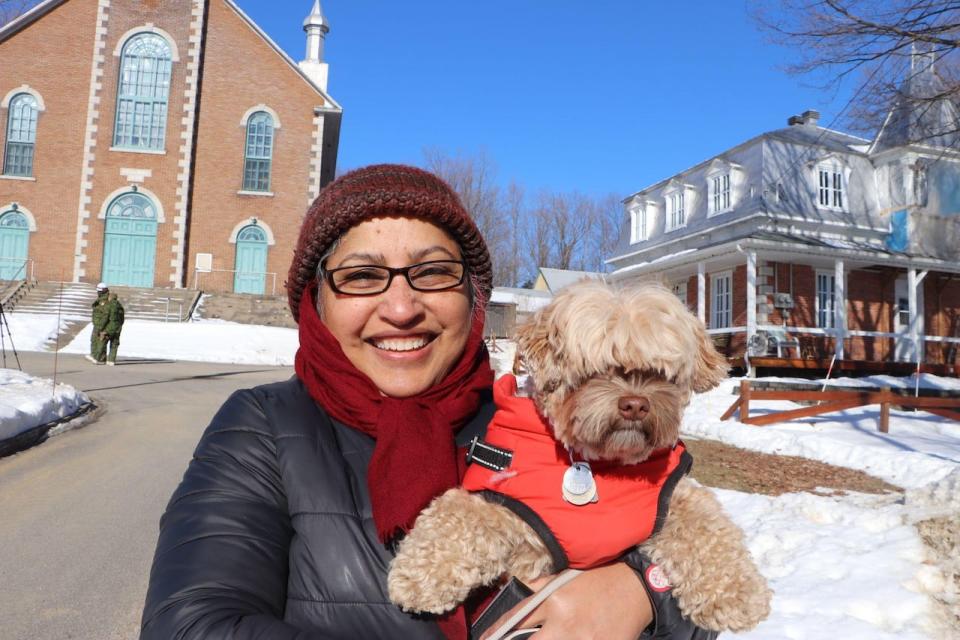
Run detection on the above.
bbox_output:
[0,0,342,295]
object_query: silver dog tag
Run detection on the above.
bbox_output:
[562,462,598,506]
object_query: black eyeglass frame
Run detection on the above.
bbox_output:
[320,259,468,296]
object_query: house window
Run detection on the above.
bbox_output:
[672,281,688,307]
[665,192,685,231]
[711,271,732,329]
[242,111,275,192]
[711,173,731,213]
[816,271,836,328]
[3,93,39,176]
[629,204,647,243]
[817,167,844,209]
[113,33,173,150]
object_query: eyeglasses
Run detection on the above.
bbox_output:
[321,260,467,296]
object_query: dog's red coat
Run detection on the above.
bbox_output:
[462,374,689,568]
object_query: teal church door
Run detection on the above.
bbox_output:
[102,192,158,287]
[0,211,30,280]
[233,225,268,294]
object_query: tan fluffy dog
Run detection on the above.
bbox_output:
[388,281,771,632]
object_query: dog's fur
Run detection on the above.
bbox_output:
[388,281,772,632]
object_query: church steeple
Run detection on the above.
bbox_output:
[299,1,330,92]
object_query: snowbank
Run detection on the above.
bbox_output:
[0,368,89,441]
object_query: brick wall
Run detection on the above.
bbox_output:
[0,0,98,281]
[187,0,330,293]
[80,0,195,287]
[1,0,334,290]
[926,275,960,365]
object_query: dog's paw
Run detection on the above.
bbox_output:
[387,555,466,614]
[642,479,772,632]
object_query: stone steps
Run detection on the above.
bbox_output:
[8,282,200,322]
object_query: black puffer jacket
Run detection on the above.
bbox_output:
[140,377,714,639]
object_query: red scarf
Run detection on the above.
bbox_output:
[294,282,492,640]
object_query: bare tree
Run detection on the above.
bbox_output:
[584,193,623,273]
[522,191,599,276]
[500,180,524,287]
[755,1,960,141]
[422,148,521,287]
[422,149,622,287]
[0,0,36,27]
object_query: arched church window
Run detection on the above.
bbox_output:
[3,93,39,176]
[113,33,173,150]
[243,111,275,192]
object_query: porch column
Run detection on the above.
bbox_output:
[697,261,706,324]
[746,250,757,339]
[908,268,928,362]
[834,258,846,359]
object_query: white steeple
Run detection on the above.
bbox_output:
[299,0,330,92]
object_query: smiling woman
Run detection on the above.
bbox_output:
[140,165,713,640]
[317,217,473,398]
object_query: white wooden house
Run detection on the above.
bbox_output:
[607,60,960,370]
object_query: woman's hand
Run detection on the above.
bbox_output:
[479,563,653,640]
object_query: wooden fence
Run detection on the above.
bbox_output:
[721,380,960,433]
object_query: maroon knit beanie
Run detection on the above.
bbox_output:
[287,164,493,323]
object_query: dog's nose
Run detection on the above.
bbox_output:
[618,396,650,421]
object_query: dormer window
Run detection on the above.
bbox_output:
[705,159,742,216]
[712,174,730,212]
[816,163,846,210]
[667,192,684,230]
[629,203,647,244]
[662,181,693,232]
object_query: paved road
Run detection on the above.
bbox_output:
[0,351,293,640]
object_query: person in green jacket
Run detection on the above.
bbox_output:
[86,283,110,364]
[102,292,125,366]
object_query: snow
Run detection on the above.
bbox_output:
[0,368,89,441]
[59,318,299,366]
[3,312,72,351]
[684,378,960,490]
[5,329,960,638]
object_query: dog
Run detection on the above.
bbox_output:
[388,281,771,632]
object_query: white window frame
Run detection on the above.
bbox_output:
[629,203,647,244]
[112,32,174,151]
[708,173,731,215]
[815,270,837,329]
[710,271,732,329]
[705,159,742,217]
[816,163,847,211]
[664,190,685,232]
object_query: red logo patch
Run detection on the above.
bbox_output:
[645,564,672,592]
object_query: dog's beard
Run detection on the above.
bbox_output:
[546,373,686,465]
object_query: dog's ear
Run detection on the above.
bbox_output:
[690,318,728,393]
[514,304,565,390]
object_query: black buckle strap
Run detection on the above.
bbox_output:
[465,436,514,471]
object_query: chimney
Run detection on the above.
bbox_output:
[801,109,820,126]
[787,115,803,126]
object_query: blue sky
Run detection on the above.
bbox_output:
[237,1,854,198]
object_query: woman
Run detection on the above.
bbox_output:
[140,164,716,639]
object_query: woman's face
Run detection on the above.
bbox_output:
[319,217,472,398]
